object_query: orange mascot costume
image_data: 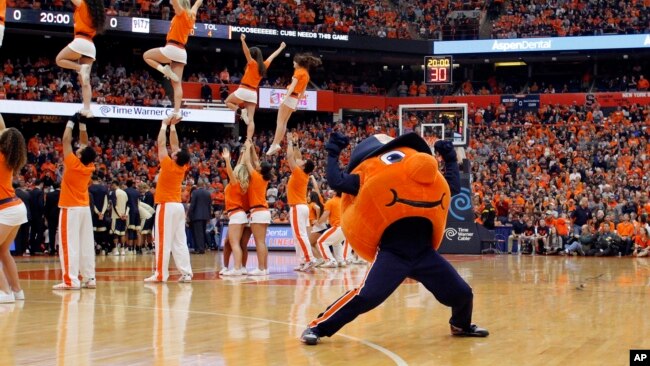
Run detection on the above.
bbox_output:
[301,132,488,345]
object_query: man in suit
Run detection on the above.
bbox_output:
[188,182,212,254]
[89,176,109,254]
[44,182,61,256]
[14,182,31,256]
[124,180,141,254]
[29,179,45,254]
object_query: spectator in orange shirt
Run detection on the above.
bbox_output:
[616,214,635,255]
[637,75,649,91]
[632,227,650,257]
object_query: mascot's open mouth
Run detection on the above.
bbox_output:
[386,189,446,209]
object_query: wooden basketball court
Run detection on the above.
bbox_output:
[3,252,649,365]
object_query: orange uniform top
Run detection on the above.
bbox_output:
[292,67,310,95]
[324,196,342,227]
[154,156,187,204]
[0,0,6,25]
[59,153,95,207]
[74,0,97,39]
[224,181,249,212]
[287,167,308,205]
[247,170,269,209]
[0,153,18,204]
[617,221,635,237]
[309,202,320,221]
[166,10,194,46]
[240,60,271,90]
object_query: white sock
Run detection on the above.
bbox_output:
[156,65,165,73]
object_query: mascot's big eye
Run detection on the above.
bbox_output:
[380,150,405,165]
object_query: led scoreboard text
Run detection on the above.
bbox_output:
[424,55,453,85]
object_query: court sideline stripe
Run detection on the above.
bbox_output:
[27,299,408,366]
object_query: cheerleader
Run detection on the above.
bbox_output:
[225,34,286,141]
[0,0,6,47]
[143,0,202,121]
[220,147,250,276]
[241,140,274,275]
[266,54,322,155]
[0,114,28,302]
[55,0,105,117]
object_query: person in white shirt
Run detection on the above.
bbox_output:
[266,186,278,205]
[109,181,128,255]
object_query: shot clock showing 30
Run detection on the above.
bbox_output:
[424,55,453,85]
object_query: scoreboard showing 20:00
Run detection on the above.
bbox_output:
[424,55,453,85]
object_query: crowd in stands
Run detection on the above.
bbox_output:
[467,102,650,257]
[3,54,649,104]
[10,0,650,41]
[492,0,650,39]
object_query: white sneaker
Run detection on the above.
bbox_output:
[219,267,228,275]
[144,275,164,283]
[79,108,94,118]
[13,290,25,301]
[266,144,281,156]
[170,111,183,123]
[301,261,317,272]
[79,64,91,86]
[81,278,96,289]
[321,260,338,268]
[161,65,180,82]
[120,249,126,256]
[313,258,325,267]
[241,268,248,275]
[222,268,245,276]
[23,249,30,257]
[240,109,249,125]
[178,274,192,283]
[337,261,347,267]
[0,291,15,304]
[248,268,268,276]
[294,263,305,271]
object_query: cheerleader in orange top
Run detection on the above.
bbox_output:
[220,147,250,276]
[226,34,286,141]
[0,0,6,47]
[54,113,98,290]
[307,178,325,264]
[633,227,650,257]
[144,116,193,283]
[241,139,274,275]
[301,133,488,345]
[285,132,317,271]
[143,0,202,121]
[266,54,322,155]
[0,113,28,303]
[55,0,105,118]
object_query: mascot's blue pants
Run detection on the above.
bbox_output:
[309,249,474,337]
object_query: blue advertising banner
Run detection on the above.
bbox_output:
[501,94,541,112]
[434,34,650,54]
[220,225,296,250]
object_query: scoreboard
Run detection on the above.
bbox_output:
[6,8,231,40]
[424,55,453,85]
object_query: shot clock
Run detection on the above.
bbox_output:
[424,55,453,85]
